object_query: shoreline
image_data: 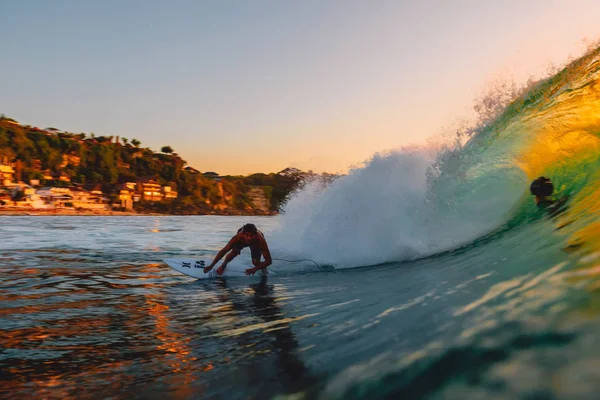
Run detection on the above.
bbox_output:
[0,208,150,216]
[0,207,277,217]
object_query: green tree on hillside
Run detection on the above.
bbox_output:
[0,116,328,215]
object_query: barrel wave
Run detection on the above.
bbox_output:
[275,46,600,269]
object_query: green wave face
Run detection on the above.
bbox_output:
[430,46,600,244]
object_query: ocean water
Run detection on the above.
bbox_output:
[3,48,600,400]
[0,212,596,400]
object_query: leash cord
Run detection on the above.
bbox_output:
[272,257,322,269]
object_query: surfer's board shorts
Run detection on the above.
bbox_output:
[232,243,261,260]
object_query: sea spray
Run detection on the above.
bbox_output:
[272,149,433,267]
[271,142,527,268]
[271,81,536,268]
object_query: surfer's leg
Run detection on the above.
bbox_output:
[250,246,262,265]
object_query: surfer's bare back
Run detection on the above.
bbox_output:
[203,223,273,276]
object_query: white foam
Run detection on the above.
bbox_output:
[272,146,527,268]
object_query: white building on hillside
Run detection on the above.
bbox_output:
[0,164,15,186]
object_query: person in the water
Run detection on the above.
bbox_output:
[530,176,568,215]
[530,176,555,207]
[203,223,272,276]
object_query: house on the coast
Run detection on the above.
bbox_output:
[0,188,10,205]
[13,184,45,208]
[125,182,141,202]
[36,186,107,210]
[0,156,15,186]
[0,164,15,186]
[116,184,135,210]
[141,180,163,201]
[70,187,102,206]
[163,186,178,200]
[36,187,72,206]
[86,185,108,208]
[136,178,178,202]
[202,171,221,182]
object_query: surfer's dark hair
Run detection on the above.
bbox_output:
[241,223,258,234]
[530,176,554,197]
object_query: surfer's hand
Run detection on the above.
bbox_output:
[203,265,213,273]
[245,267,257,275]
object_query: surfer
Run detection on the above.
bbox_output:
[530,176,555,207]
[530,176,568,215]
[203,223,272,276]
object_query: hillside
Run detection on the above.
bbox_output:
[0,116,333,214]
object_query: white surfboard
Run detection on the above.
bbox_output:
[164,258,270,279]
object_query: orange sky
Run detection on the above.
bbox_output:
[2,1,600,174]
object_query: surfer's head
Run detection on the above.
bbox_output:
[240,223,258,241]
[241,223,257,234]
[530,176,554,197]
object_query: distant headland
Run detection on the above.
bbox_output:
[0,115,338,215]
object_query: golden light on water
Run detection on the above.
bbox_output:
[514,77,600,180]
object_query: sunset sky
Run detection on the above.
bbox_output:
[2,0,600,175]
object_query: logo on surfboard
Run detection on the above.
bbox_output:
[180,260,205,269]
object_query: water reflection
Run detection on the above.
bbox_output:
[204,277,317,398]
[250,278,311,381]
[0,260,317,399]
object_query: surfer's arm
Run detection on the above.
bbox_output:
[208,237,238,267]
